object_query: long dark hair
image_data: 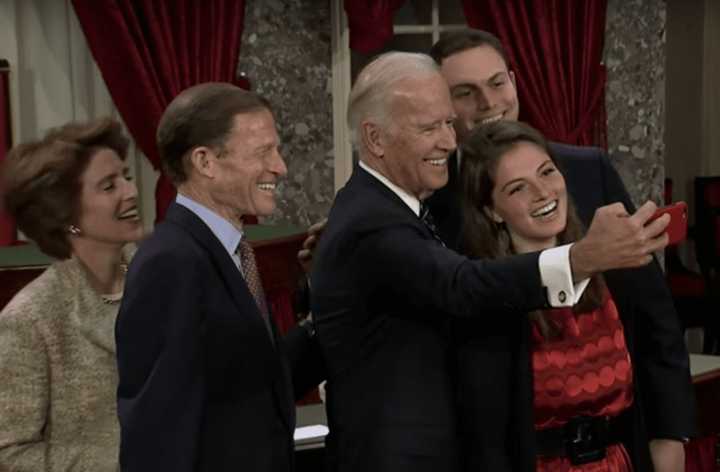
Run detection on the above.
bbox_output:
[459,121,607,338]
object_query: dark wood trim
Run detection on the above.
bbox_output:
[692,367,720,385]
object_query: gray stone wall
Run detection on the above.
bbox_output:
[238,0,666,224]
[238,0,334,227]
[605,0,666,206]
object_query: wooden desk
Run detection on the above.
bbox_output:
[295,403,328,451]
[0,243,49,309]
[690,354,720,436]
[294,404,328,471]
[0,225,307,315]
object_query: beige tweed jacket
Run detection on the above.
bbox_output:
[0,256,123,471]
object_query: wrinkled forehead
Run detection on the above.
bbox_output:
[387,75,453,118]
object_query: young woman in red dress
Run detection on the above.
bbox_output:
[453,120,667,471]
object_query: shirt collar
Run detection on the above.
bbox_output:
[175,193,244,256]
[358,160,421,217]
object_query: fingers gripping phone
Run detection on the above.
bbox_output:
[648,201,688,246]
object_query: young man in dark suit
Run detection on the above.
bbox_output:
[115,83,321,472]
[310,51,671,472]
[428,29,695,471]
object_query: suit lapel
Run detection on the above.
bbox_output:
[164,203,295,431]
[165,203,275,351]
[353,165,422,220]
[352,166,448,248]
[426,151,463,250]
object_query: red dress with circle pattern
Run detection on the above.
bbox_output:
[533,296,634,472]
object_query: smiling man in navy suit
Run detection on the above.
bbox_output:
[116,83,321,472]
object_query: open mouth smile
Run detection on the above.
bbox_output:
[117,207,139,220]
[257,183,277,191]
[477,113,504,126]
[531,200,558,218]
[425,158,448,167]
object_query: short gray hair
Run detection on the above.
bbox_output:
[346,51,439,148]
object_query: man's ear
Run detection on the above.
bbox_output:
[188,146,215,178]
[509,70,517,90]
[484,205,504,224]
[360,120,386,158]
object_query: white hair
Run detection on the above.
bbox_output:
[346,52,440,149]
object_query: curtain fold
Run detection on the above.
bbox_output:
[0,65,16,246]
[684,435,718,472]
[344,0,408,54]
[462,0,608,148]
[71,0,247,221]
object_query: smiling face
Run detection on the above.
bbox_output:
[208,109,287,220]
[487,142,567,253]
[75,148,143,247]
[374,73,457,200]
[439,45,520,142]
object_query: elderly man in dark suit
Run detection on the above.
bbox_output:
[115,83,321,472]
[428,29,695,471]
[310,51,671,472]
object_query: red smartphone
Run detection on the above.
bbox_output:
[648,201,688,245]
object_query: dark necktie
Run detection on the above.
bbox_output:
[419,202,446,247]
[236,240,274,341]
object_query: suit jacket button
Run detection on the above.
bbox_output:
[558,290,567,303]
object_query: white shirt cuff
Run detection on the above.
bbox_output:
[539,244,590,307]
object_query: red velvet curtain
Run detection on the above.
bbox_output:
[344,0,408,54]
[463,0,608,148]
[71,0,247,221]
[685,435,717,472]
[0,65,16,246]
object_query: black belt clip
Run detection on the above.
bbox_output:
[564,415,610,465]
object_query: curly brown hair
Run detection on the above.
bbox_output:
[1,117,129,259]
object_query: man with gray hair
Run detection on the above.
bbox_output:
[310,52,671,471]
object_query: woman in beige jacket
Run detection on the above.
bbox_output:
[0,117,144,471]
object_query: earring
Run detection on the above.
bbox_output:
[68,225,82,236]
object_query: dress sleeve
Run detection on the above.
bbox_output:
[0,301,50,471]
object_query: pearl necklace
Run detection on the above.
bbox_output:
[99,262,128,305]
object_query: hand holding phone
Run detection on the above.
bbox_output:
[648,201,688,246]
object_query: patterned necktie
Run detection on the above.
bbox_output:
[419,202,446,247]
[236,240,274,341]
